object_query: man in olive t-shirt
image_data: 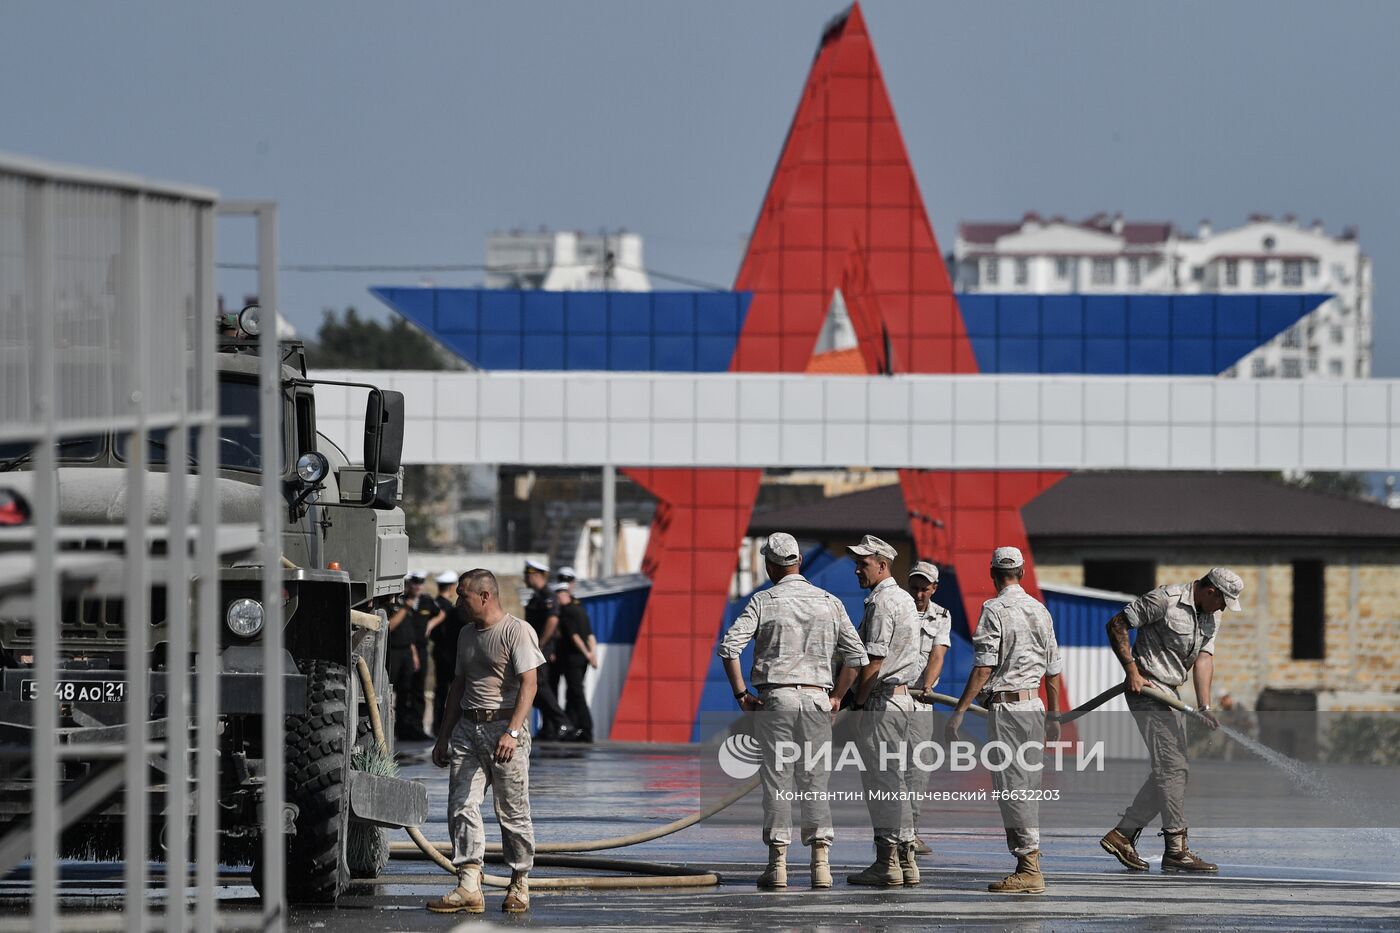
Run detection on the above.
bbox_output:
[429,569,545,915]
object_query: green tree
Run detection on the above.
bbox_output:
[304,307,465,371]
[1266,471,1372,501]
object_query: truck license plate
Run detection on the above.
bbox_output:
[20,679,127,703]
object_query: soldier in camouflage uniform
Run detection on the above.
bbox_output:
[906,561,951,857]
[947,547,1064,895]
[719,532,869,890]
[845,535,924,887]
[1099,568,1243,875]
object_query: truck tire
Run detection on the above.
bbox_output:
[282,658,351,904]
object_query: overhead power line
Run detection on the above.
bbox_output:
[215,260,731,292]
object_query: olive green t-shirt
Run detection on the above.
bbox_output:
[454,613,546,711]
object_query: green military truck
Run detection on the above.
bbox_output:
[0,309,426,904]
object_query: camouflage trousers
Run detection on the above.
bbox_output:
[858,689,917,847]
[448,717,535,873]
[756,685,835,847]
[988,697,1046,857]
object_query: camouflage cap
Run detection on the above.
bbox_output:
[1207,567,1244,611]
[761,532,801,567]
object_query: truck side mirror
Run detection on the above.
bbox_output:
[364,389,405,476]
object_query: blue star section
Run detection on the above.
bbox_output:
[957,293,1332,375]
[372,287,752,372]
[375,287,1327,377]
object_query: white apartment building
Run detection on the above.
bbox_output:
[485,228,651,291]
[953,212,1372,379]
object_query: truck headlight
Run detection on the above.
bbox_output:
[226,598,265,638]
[295,451,329,484]
[238,304,262,337]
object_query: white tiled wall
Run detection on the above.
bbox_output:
[309,370,1400,471]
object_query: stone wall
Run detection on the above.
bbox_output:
[1035,553,1400,706]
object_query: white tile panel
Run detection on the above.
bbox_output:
[1257,382,1302,425]
[479,376,522,420]
[1301,425,1346,469]
[867,378,910,424]
[651,377,695,422]
[910,422,953,466]
[953,380,995,423]
[608,421,649,463]
[1213,381,1255,425]
[1083,379,1127,423]
[1214,425,1257,469]
[564,375,609,419]
[1127,381,1170,424]
[1125,424,1169,469]
[909,379,953,423]
[953,424,996,467]
[651,421,695,466]
[823,378,867,423]
[315,371,1400,471]
[1258,425,1301,469]
[995,424,1040,468]
[389,373,438,414]
[694,421,739,466]
[1040,380,1084,424]
[739,377,783,423]
[521,376,566,421]
[1302,382,1345,425]
[564,420,607,464]
[1084,424,1126,465]
[781,421,825,466]
[1345,383,1389,425]
[779,376,823,419]
[1344,426,1388,469]
[478,421,522,462]
[738,422,781,466]
[694,375,738,421]
[1169,381,1214,424]
[608,377,650,421]
[869,423,911,466]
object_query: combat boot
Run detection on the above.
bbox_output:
[1099,826,1149,871]
[1161,829,1218,873]
[912,833,932,856]
[987,850,1045,894]
[846,841,903,886]
[898,841,921,885]
[501,871,530,912]
[810,842,832,889]
[757,843,788,889]
[426,866,485,914]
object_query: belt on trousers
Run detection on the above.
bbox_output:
[870,684,909,696]
[461,707,512,723]
[764,683,829,693]
[988,689,1036,705]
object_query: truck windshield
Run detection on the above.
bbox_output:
[115,378,284,472]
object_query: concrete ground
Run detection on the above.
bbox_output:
[3,741,1398,931]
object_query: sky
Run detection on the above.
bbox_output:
[4,1,1398,374]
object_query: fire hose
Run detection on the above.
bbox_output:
[356,658,722,889]
[368,660,1196,889]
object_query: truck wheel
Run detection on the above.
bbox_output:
[282,658,351,904]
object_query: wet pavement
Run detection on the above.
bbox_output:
[3,741,1398,930]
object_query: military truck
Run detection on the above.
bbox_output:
[0,306,424,904]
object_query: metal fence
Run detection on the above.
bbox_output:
[0,153,280,931]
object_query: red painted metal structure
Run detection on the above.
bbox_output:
[612,4,1066,741]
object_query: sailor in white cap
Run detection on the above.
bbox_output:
[430,571,468,733]
[521,559,575,740]
[719,532,869,889]
[946,546,1064,894]
[1099,566,1244,875]
[843,534,923,887]
[905,560,951,857]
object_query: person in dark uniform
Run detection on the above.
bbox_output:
[402,570,444,742]
[552,576,597,742]
[430,570,468,735]
[522,559,575,740]
[387,581,417,741]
